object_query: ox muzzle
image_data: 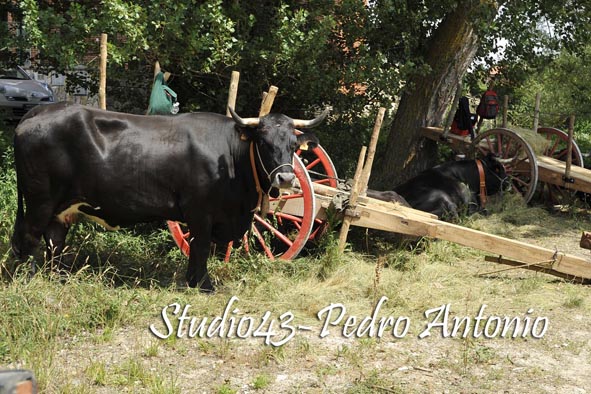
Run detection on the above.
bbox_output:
[254,143,296,189]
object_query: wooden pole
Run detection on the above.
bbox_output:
[502,95,509,127]
[256,85,278,217]
[338,146,367,252]
[99,33,108,110]
[226,71,240,116]
[359,107,386,196]
[532,92,541,131]
[564,114,576,183]
[259,86,278,116]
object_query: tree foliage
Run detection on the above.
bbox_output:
[2,0,591,178]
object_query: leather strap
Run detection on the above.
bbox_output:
[249,142,264,212]
[475,159,487,207]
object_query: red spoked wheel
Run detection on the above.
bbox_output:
[470,128,539,203]
[537,127,584,165]
[296,144,338,241]
[537,127,584,204]
[167,220,191,257]
[167,155,316,261]
[251,155,316,259]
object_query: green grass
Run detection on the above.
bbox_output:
[252,373,271,390]
[2,127,591,392]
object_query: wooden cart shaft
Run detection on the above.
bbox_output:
[274,181,591,281]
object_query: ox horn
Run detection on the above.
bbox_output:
[495,157,515,164]
[292,108,330,129]
[229,107,259,127]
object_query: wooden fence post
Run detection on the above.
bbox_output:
[502,95,509,127]
[359,107,386,196]
[532,92,541,131]
[564,114,576,183]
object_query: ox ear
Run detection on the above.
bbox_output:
[296,133,319,150]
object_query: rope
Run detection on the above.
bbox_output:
[479,259,557,276]
[254,143,293,187]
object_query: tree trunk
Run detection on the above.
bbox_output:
[373,2,480,188]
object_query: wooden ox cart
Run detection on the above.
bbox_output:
[421,125,591,204]
[167,75,591,283]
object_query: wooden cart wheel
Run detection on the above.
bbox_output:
[167,154,316,261]
[470,128,539,203]
[537,127,584,165]
[537,127,584,204]
[296,144,338,241]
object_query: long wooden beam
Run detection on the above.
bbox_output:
[537,156,591,194]
[308,183,591,281]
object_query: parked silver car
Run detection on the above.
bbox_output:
[0,66,55,120]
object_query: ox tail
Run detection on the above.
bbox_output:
[11,185,25,258]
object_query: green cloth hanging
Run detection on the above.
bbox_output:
[147,71,177,115]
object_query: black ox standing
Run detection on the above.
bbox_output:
[11,102,326,291]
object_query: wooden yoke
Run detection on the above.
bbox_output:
[226,71,240,117]
[338,108,386,252]
[99,33,108,110]
[256,85,279,216]
[259,86,279,116]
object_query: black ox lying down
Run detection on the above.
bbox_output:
[368,154,508,220]
[11,102,327,291]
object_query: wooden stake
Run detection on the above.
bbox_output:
[259,86,278,116]
[226,71,240,117]
[359,107,386,196]
[502,95,509,127]
[564,114,575,183]
[532,92,541,131]
[256,85,278,217]
[99,33,108,110]
[338,146,367,252]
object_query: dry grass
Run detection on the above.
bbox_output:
[507,126,551,156]
[480,124,550,156]
[1,162,591,393]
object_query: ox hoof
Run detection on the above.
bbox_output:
[187,276,215,293]
[10,241,22,260]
